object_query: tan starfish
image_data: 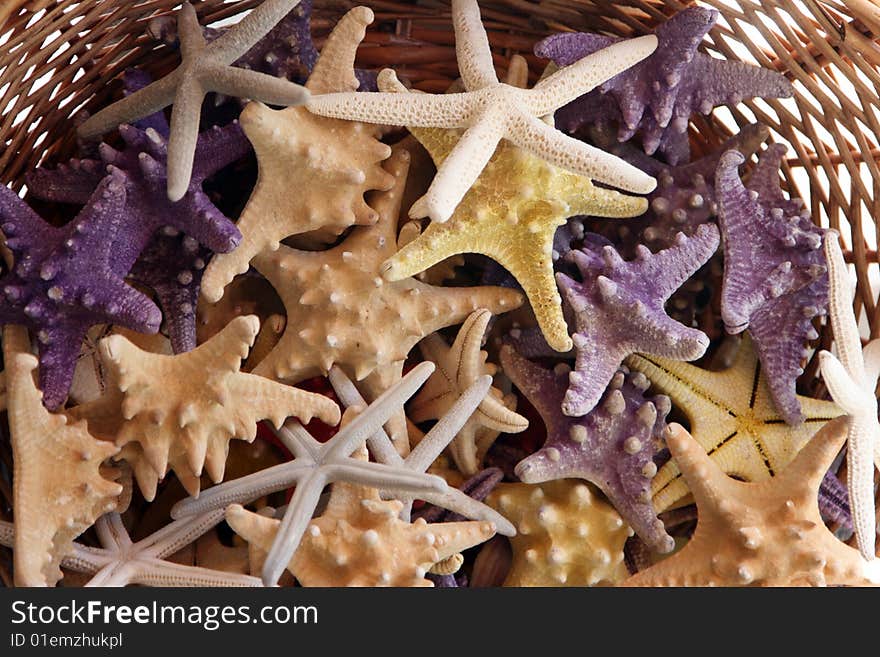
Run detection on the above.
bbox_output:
[3,325,121,587]
[306,0,657,223]
[71,315,340,500]
[201,6,395,303]
[409,309,528,474]
[487,480,632,586]
[625,336,841,513]
[624,421,874,586]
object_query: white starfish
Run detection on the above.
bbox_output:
[0,512,261,587]
[77,0,309,201]
[818,230,880,562]
[171,362,453,586]
[306,0,657,223]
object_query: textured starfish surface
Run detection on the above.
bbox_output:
[487,480,632,586]
[77,0,309,201]
[70,315,340,501]
[377,74,647,352]
[818,232,880,561]
[249,148,522,397]
[201,7,394,303]
[717,145,827,425]
[501,345,674,552]
[408,310,528,474]
[557,224,718,416]
[0,174,161,408]
[307,0,658,223]
[624,421,873,586]
[537,7,793,163]
[626,336,842,513]
[3,326,121,586]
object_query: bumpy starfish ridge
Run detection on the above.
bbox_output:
[201,6,395,303]
[78,0,309,201]
[0,173,161,408]
[717,145,828,425]
[500,345,674,552]
[408,310,528,474]
[626,335,842,513]
[558,224,719,416]
[537,7,793,164]
[624,421,875,586]
[71,315,340,501]
[818,232,880,562]
[306,0,657,223]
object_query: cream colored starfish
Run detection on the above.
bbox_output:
[71,315,340,500]
[78,0,309,201]
[625,336,842,513]
[200,7,395,303]
[3,326,121,587]
[818,231,880,562]
[409,309,528,474]
[306,0,657,223]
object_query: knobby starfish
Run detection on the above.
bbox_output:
[537,6,793,164]
[71,315,340,501]
[626,336,842,513]
[500,345,674,552]
[376,72,647,352]
[201,6,394,303]
[717,145,828,425]
[557,224,719,416]
[487,480,632,586]
[78,0,309,201]
[818,232,880,562]
[0,173,161,408]
[624,421,874,586]
[306,0,658,223]
[408,309,528,474]
[3,326,121,587]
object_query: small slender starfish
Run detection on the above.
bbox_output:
[77,0,309,201]
[306,0,657,223]
[818,231,880,562]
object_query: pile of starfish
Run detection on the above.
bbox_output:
[0,0,877,588]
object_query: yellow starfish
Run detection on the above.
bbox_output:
[624,421,873,586]
[625,336,842,513]
[378,73,647,352]
[486,480,632,586]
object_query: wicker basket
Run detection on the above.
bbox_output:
[1,0,879,580]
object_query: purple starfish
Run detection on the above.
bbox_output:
[415,468,504,525]
[716,145,827,424]
[557,224,719,416]
[501,346,674,552]
[0,172,161,408]
[536,7,793,164]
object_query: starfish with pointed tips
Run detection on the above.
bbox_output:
[500,345,674,553]
[408,309,528,474]
[818,231,880,562]
[557,224,718,417]
[71,315,340,501]
[201,6,394,303]
[77,0,309,201]
[626,335,842,513]
[306,0,657,223]
[624,421,873,586]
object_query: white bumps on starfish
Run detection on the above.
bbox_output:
[306,0,657,223]
[818,231,880,562]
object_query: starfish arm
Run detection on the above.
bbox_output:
[846,416,878,560]
[640,313,710,362]
[416,283,524,338]
[191,121,253,183]
[261,472,326,586]
[166,79,208,202]
[275,422,321,460]
[454,309,491,383]
[476,390,529,433]
[863,338,880,388]
[508,113,656,194]
[0,184,60,255]
[176,2,207,59]
[825,232,866,381]
[640,224,720,299]
[306,6,373,94]
[143,509,226,560]
[85,563,133,587]
[324,461,448,495]
[451,0,499,89]
[60,544,114,574]
[382,221,472,281]
[91,277,162,333]
[528,35,658,114]
[398,487,516,536]
[306,89,468,128]
[25,163,103,205]
[37,324,96,410]
[209,0,304,64]
[663,423,735,510]
[778,416,849,492]
[561,339,624,417]
[499,344,567,420]
[230,371,341,428]
[819,351,871,415]
[128,560,263,587]
[410,109,506,222]
[203,64,309,108]
[77,73,179,140]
